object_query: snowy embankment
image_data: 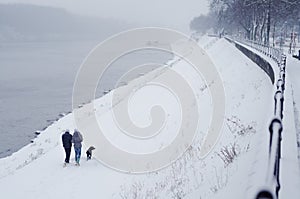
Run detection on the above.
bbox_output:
[0,37,274,198]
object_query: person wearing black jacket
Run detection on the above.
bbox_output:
[62,130,72,165]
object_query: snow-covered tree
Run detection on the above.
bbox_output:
[193,0,300,44]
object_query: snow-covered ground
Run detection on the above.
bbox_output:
[279,56,300,199]
[286,54,300,168]
[0,36,282,198]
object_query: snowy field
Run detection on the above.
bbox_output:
[0,36,281,198]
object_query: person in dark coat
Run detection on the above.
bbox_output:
[62,129,72,165]
[72,129,83,166]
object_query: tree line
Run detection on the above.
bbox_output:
[190,0,300,45]
[0,4,129,42]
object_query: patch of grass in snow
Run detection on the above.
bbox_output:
[118,145,206,199]
[217,142,240,167]
[16,148,45,170]
[209,166,229,194]
[226,116,256,137]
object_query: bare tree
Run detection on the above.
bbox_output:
[199,0,300,43]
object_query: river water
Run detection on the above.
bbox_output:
[0,40,172,158]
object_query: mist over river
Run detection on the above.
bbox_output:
[0,40,172,158]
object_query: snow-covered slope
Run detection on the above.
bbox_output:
[0,37,275,198]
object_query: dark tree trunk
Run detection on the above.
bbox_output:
[272,22,276,47]
[266,0,271,45]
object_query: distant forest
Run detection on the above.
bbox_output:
[0,4,129,41]
[191,0,300,45]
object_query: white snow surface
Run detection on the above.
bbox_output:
[0,37,293,199]
[283,53,300,198]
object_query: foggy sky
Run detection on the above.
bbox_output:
[0,0,210,32]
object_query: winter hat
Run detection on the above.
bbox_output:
[73,129,79,136]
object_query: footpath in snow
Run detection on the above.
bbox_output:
[286,54,300,173]
[0,37,276,198]
[278,53,300,199]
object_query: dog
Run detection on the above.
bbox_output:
[86,146,95,160]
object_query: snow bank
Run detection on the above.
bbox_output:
[0,36,275,198]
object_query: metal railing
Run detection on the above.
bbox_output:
[232,37,283,66]
[225,37,287,199]
[258,54,286,199]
